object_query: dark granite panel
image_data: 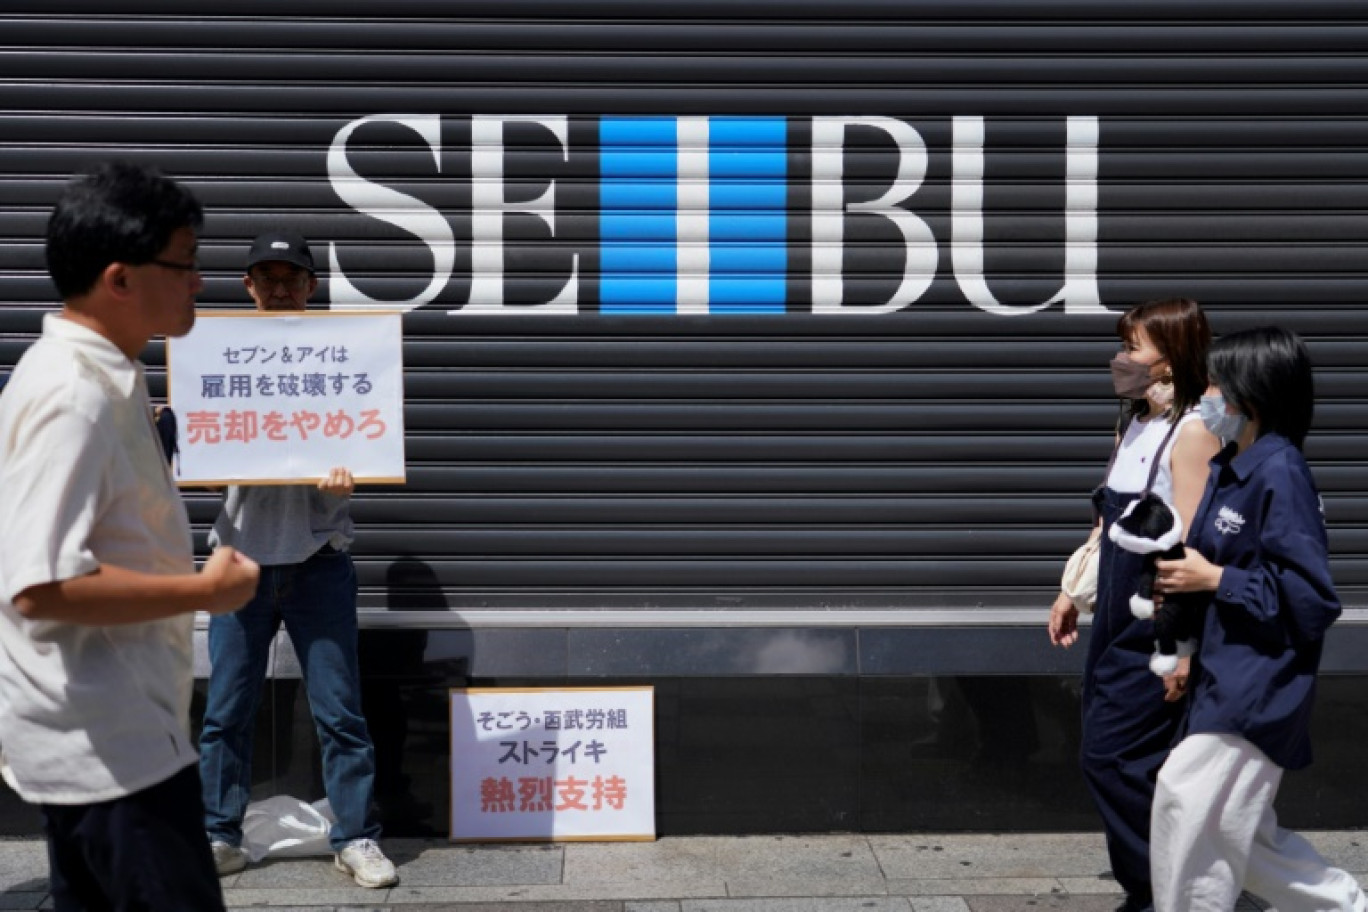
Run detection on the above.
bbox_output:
[362,672,453,837]
[859,674,1368,832]
[245,623,1368,680]
[859,627,1091,675]
[857,623,1368,676]
[1316,623,1368,673]
[10,670,1368,840]
[360,628,570,680]
[858,676,1099,832]
[652,677,862,833]
[354,629,471,836]
[569,628,857,676]
[1276,675,1368,828]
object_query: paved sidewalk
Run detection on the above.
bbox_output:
[2,831,1363,910]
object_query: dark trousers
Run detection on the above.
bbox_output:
[40,763,225,912]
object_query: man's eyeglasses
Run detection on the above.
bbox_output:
[250,272,310,292]
[150,257,201,274]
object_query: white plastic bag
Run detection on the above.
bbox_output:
[240,796,335,862]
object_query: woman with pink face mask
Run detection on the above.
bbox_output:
[1048,298,1221,912]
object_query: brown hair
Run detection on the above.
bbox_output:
[1116,298,1211,422]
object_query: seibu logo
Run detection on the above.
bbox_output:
[327,115,1104,316]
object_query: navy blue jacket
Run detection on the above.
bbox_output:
[1185,432,1340,770]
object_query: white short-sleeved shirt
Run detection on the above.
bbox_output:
[0,314,197,804]
[1105,408,1202,503]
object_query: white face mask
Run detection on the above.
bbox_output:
[1200,392,1247,443]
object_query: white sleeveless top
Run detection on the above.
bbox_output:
[1105,408,1202,502]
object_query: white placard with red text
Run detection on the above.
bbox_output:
[165,311,405,484]
[449,687,656,842]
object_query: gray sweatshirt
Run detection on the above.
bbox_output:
[207,484,354,566]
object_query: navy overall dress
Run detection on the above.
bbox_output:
[1079,428,1188,909]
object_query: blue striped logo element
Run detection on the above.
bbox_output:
[600,117,787,314]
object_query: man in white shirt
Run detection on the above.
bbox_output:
[0,161,260,912]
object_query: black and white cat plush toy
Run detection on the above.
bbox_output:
[1107,493,1202,676]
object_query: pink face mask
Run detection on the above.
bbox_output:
[1110,352,1153,399]
[1110,352,1174,407]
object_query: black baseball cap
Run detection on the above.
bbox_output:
[246,231,315,273]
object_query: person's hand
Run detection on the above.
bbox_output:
[200,546,260,615]
[1155,550,1222,594]
[1049,591,1080,648]
[1162,655,1191,702]
[318,466,354,497]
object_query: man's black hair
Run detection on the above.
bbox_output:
[45,161,204,299]
[1207,326,1315,450]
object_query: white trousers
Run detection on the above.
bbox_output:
[1152,732,1366,912]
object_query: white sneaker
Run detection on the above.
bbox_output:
[334,838,397,888]
[209,840,247,876]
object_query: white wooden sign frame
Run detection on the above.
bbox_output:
[449,686,656,843]
[165,311,405,485]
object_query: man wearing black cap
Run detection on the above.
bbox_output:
[242,231,318,310]
[197,231,397,888]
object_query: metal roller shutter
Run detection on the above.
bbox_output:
[2,1,1366,670]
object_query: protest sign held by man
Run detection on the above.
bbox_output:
[197,230,398,888]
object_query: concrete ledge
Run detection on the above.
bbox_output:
[194,615,1368,676]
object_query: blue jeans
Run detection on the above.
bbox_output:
[199,549,380,851]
